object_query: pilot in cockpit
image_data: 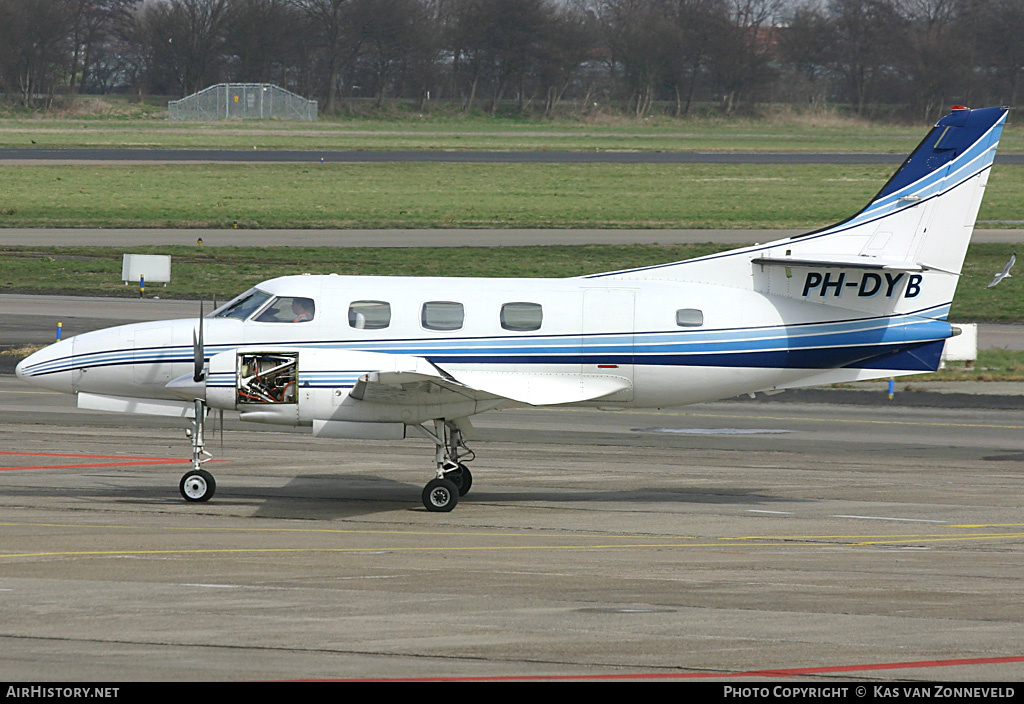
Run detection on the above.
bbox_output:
[291,298,314,322]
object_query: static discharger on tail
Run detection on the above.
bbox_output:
[15,106,1010,512]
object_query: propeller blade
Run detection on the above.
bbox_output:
[193,300,205,383]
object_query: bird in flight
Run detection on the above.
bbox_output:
[987,252,1016,288]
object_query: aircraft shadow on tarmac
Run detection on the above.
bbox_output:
[239,475,799,520]
[982,451,1024,462]
[3,476,798,518]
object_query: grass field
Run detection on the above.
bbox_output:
[916,349,1024,382]
[2,110,1022,332]
[1,242,1021,323]
[2,109,1024,152]
[2,162,1022,229]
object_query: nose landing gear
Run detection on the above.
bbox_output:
[180,399,215,502]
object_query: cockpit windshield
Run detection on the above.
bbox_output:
[212,289,273,320]
[253,296,316,323]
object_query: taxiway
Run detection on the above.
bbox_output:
[1,371,1023,680]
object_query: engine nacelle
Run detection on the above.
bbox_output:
[205,347,488,431]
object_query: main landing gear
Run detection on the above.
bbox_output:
[416,420,475,512]
[180,399,216,502]
[173,406,476,512]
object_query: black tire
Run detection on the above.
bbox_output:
[446,464,473,496]
[180,469,216,502]
[422,478,459,512]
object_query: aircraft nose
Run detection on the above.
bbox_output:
[14,339,77,393]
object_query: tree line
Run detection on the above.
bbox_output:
[0,0,1021,120]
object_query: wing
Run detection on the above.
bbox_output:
[351,360,631,407]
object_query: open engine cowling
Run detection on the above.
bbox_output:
[204,347,489,435]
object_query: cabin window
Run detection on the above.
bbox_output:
[675,308,704,327]
[253,296,316,323]
[500,302,543,331]
[214,290,272,320]
[349,300,391,329]
[422,301,464,331]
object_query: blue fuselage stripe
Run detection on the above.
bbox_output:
[20,312,952,378]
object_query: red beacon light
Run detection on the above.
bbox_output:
[951,105,969,110]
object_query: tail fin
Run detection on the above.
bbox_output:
[595,106,1008,319]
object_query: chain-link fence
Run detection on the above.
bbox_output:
[168,84,317,121]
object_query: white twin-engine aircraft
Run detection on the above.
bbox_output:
[16,106,1008,512]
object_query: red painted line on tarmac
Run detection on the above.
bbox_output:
[741,655,1024,677]
[298,654,1024,682]
[0,451,189,471]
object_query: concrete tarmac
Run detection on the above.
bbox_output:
[2,300,1024,680]
[1,377,1023,681]
[4,150,1021,678]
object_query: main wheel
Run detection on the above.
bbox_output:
[445,464,473,497]
[422,478,459,512]
[180,469,216,502]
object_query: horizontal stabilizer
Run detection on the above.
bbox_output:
[751,254,925,272]
[751,254,963,276]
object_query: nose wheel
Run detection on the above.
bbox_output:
[180,469,216,502]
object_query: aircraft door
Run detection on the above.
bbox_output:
[582,289,635,402]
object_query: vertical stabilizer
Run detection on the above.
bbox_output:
[593,106,1008,320]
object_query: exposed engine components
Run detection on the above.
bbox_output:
[237,352,297,405]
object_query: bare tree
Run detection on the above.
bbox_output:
[714,0,784,113]
[345,0,438,108]
[139,0,232,96]
[896,0,974,118]
[292,0,363,112]
[599,0,672,117]
[0,0,73,106]
[534,0,593,116]
[971,0,1024,106]
[778,1,838,105]
[225,0,305,87]
[65,0,141,94]
[665,0,735,116]
[827,0,909,115]
[442,0,488,110]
